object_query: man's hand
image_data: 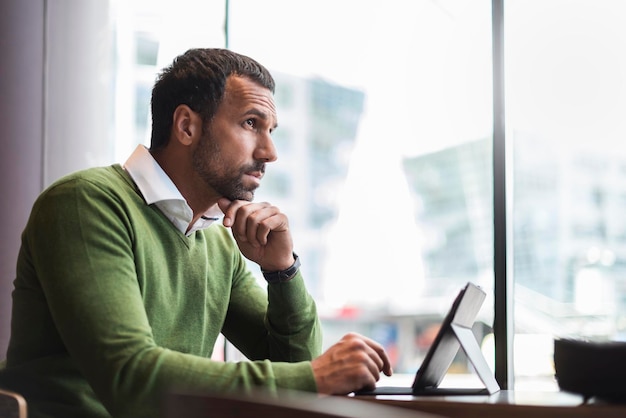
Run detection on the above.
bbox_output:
[217,198,295,271]
[311,333,393,395]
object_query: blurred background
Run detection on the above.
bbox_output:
[2,0,626,392]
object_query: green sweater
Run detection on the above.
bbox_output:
[0,165,322,418]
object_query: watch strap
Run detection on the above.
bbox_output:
[262,253,301,283]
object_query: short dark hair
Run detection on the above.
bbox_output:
[149,48,275,150]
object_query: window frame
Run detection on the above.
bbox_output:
[491,0,513,390]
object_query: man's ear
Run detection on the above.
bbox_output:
[172,104,202,146]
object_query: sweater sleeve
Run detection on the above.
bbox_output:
[222,261,323,363]
[13,173,319,418]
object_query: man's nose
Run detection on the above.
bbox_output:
[255,132,278,162]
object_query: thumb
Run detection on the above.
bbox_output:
[217,197,232,213]
[217,198,233,227]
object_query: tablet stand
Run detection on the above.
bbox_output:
[450,323,500,395]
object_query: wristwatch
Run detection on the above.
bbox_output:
[262,253,301,283]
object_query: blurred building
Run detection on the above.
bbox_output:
[402,135,626,339]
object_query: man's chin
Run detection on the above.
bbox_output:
[226,190,255,202]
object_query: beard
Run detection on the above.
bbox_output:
[192,132,265,202]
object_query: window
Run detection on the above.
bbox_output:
[100,0,626,391]
[506,0,626,389]
[228,0,494,387]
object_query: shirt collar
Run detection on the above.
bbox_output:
[123,145,222,236]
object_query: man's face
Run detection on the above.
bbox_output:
[192,76,278,201]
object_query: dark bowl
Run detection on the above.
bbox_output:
[554,338,626,403]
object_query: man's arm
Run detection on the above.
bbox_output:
[217,198,322,362]
[216,198,392,394]
[222,269,322,362]
[17,175,318,417]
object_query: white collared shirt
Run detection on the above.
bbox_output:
[123,145,222,236]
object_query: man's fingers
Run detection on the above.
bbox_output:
[339,333,390,378]
[217,198,294,270]
[243,205,281,246]
[348,333,393,376]
[312,333,394,395]
[219,199,289,249]
[371,342,393,376]
[239,204,277,246]
[218,199,265,240]
[217,197,237,227]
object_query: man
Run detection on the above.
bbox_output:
[0,48,391,417]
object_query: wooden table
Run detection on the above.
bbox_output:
[353,390,626,418]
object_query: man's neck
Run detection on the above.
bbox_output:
[150,147,219,222]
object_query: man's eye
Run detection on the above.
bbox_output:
[245,119,255,128]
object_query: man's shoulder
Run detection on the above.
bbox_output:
[34,165,137,211]
[41,165,140,199]
[48,164,127,189]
